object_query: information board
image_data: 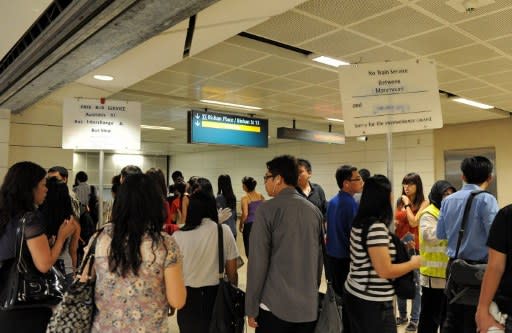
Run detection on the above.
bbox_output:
[62,98,141,150]
[339,59,443,136]
[188,110,268,148]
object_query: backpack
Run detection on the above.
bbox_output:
[361,220,416,299]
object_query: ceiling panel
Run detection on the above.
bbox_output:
[300,30,379,58]
[457,8,512,40]
[297,0,402,26]
[255,77,309,91]
[431,44,500,66]
[393,28,473,55]
[349,7,442,42]
[247,11,337,45]
[345,46,412,64]
[415,0,512,23]
[242,56,306,76]
[457,57,512,76]
[168,58,232,77]
[285,67,338,84]
[437,69,468,83]
[488,35,512,54]
[193,42,267,66]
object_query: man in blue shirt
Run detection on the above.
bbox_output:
[437,155,499,333]
[326,165,363,332]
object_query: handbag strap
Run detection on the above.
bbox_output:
[77,228,104,279]
[454,190,485,259]
[15,215,28,272]
[319,221,334,283]
[216,223,225,280]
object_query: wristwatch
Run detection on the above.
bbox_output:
[404,204,411,209]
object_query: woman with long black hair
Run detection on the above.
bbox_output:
[217,174,237,238]
[89,173,186,332]
[39,177,81,288]
[343,175,421,333]
[173,177,239,333]
[0,161,76,332]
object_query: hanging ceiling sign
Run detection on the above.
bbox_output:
[339,59,443,137]
[62,98,141,150]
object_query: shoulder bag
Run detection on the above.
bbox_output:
[0,215,65,310]
[445,190,487,305]
[209,224,245,333]
[46,228,103,333]
[361,219,416,299]
[314,221,343,333]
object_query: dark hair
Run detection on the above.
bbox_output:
[428,180,456,209]
[120,165,142,181]
[461,156,493,185]
[335,165,357,189]
[109,174,165,277]
[171,171,184,183]
[217,175,236,209]
[359,168,371,182]
[400,172,425,208]
[111,175,121,195]
[48,166,68,179]
[187,176,200,194]
[0,161,47,235]
[266,155,298,186]
[182,180,218,231]
[297,158,312,173]
[353,175,393,228]
[146,168,167,198]
[74,171,88,186]
[40,177,73,237]
[242,176,257,192]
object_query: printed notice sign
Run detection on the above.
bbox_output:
[339,59,442,136]
[62,98,141,150]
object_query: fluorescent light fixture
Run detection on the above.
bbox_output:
[312,56,350,68]
[200,99,262,110]
[140,125,175,131]
[451,97,493,110]
[93,74,114,81]
[326,117,344,123]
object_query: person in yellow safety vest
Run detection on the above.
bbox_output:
[417,180,456,333]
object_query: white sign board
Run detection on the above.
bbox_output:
[339,59,443,137]
[62,98,141,150]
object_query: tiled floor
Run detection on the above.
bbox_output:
[168,235,413,333]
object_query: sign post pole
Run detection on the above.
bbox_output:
[98,150,104,227]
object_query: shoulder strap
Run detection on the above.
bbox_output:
[319,221,333,282]
[454,190,486,258]
[77,228,104,278]
[216,223,224,280]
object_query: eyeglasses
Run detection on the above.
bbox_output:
[349,178,363,182]
[263,174,275,182]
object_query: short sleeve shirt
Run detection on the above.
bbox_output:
[0,211,46,261]
[91,224,182,333]
[487,205,512,300]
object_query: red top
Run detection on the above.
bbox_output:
[163,201,180,235]
[395,207,419,251]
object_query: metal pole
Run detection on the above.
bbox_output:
[98,150,104,228]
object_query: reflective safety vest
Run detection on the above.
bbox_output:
[418,204,449,279]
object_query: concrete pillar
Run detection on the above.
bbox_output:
[0,108,10,180]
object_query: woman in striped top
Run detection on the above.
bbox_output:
[343,175,421,333]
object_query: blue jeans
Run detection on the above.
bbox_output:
[398,269,421,322]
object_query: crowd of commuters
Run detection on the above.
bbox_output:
[0,154,511,333]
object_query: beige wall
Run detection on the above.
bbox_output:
[9,101,74,174]
[0,109,10,180]
[434,117,512,207]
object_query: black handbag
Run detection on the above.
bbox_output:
[314,222,343,333]
[389,232,416,299]
[445,190,487,305]
[209,224,245,333]
[0,215,65,310]
[46,229,103,333]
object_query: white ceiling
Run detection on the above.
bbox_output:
[10,0,512,154]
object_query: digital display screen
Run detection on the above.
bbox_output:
[187,110,268,148]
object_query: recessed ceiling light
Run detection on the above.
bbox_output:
[140,125,175,131]
[312,56,350,68]
[200,99,262,110]
[93,74,114,81]
[451,97,493,110]
[326,118,344,123]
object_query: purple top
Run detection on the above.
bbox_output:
[247,200,263,224]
